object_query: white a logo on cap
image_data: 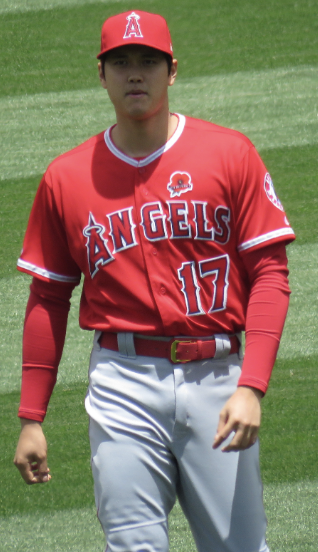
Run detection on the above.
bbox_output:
[124,12,143,38]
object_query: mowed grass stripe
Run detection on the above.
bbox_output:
[0,481,317,552]
[1,65,317,181]
[0,241,317,394]
[278,241,318,360]
[264,480,318,552]
[0,0,124,14]
[0,274,91,394]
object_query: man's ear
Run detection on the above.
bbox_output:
[168,59,178,87]
[98,61,107,89]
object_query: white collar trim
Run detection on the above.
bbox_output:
[104,114,185,167]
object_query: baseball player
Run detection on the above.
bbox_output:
[14,10,295,552]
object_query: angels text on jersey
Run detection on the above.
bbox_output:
[83,199,231,316]
[83,199,230,274]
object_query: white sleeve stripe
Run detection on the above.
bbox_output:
[238,228,295,251]
[17,259,80,283]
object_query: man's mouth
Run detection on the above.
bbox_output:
[127,90,147,96]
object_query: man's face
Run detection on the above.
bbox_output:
[99,44,177,121]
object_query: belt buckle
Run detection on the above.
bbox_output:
[170,339,194,363]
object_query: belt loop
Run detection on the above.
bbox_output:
[214,334,231,359]
[117,332,137,359]
[236,332,244,360]
[94,330,102,350]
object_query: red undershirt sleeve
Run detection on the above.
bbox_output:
[18,277,75,422]
[238,242,291,394]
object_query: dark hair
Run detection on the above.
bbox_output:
[98,54,107,78]
[99,51,173,77]
[164,53,173,75]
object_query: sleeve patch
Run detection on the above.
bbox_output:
[264,173,284,211]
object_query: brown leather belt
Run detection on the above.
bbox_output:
[99,332,240,364]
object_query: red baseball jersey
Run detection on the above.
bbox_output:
[17,114,295,336]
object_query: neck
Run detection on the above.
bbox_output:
[111,110,178,158]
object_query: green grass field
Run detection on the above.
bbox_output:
[0,0,317,550]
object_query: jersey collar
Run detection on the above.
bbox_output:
[104,114,185,167]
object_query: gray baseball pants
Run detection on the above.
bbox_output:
[85,331,269,552]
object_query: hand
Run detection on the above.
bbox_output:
[212,386,263,452]
[14,419,51,484]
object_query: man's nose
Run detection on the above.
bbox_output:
[128,72,143,82]
[127,62,144,82]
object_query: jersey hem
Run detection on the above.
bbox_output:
[17,259,80,284]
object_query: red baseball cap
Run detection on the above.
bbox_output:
[97,10,173,59]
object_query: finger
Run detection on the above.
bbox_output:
[39,470,51,483]
[32,472,51,483]
[32,463,52,483]
[221,430,247,452]
[222,427,258,452]
[33,459,51,483]
[14,457,51,484]
[212,408,230,449]
[30,463,51,482]
[28,470,51,484]
[16,461,40,485]
[247,430,259,448]
[212,420,235,449]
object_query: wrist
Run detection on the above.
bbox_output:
[20,418,42,428]
[238,385,264,401]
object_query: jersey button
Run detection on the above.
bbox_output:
[142,186,149,197]
[152,248,157,256]
[138,167,145,174]
[160,286,166,295]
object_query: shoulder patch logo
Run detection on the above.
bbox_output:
[264,173,284,211]
[124,12,143,39]
[167,172,193,198]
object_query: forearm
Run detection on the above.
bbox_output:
[238,242,291,393]
[239,287,290,393]
[19,278,74,422]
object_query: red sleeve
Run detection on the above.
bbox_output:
[238,242,290,394]
[18,278,75,422]
[17,175,81,284]
[234,145,295,253]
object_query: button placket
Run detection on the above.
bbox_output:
[133,165,176,330]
